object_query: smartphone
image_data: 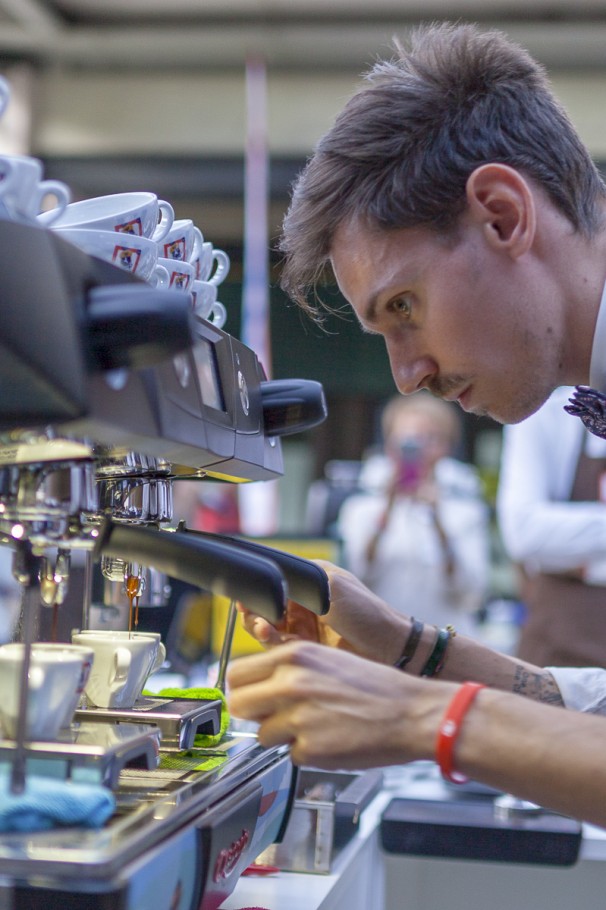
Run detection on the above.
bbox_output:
[396,439,423,492]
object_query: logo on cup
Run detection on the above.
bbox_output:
[171,272,190,290]
[113,245,142,272]
[116,216,144,235]
[163,237,186,261]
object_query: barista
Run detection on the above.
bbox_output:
[226,22,606,828]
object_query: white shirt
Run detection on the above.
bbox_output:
[496,377,606,710]
[496,386,606,584]
[494,287,606,714]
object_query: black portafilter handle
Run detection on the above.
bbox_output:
[178,526,331,616]
[86,284,195,372]
[94,520,287,624]
[260,379,328,437]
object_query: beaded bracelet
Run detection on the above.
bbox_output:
[435,681,486,783]
[420,626,454,678]
[394,618,424,670]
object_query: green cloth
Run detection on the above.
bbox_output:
[158,752,225,773]
[143,686,230,748]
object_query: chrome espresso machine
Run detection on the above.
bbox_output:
[0,218,328,910]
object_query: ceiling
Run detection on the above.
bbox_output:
[3,0,606,71]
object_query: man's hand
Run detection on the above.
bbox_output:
[238,560,410,666]
[227,640,449,769]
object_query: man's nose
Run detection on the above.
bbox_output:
[385,337,437,395]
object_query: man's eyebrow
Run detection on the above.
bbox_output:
[358,292,380,327]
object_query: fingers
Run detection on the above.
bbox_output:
[239,610,283,646]
[226,641,433,770]
[227,643,314,724]
[238,601,322,647]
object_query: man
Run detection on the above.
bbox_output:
[227,22,606,826]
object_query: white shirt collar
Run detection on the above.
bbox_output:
[589,278,606,392]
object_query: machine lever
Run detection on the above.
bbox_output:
[94,520,287,624]
[178,526,330,616]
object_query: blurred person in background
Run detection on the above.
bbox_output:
[497,386,606,666]
[338,393,491,637]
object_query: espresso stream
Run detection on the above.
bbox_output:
[125,574,140,634]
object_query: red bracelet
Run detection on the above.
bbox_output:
[435,681,486,784]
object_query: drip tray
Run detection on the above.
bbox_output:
[74,696,223,751]
[0,722,160,788]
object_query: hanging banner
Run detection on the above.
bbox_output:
[239,56,279,535]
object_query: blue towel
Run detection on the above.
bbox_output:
[0,773,115,832]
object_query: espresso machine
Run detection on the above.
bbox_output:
[0,217,328,910]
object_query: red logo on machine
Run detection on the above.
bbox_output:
[213,829,250,882]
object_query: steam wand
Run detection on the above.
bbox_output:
[214,600,239,694]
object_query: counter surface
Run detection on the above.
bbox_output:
[219,763,606,910]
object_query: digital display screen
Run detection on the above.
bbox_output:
[192,338,224,411]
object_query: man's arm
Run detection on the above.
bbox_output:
[227,640,606,826]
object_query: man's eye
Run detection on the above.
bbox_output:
[390,296,412,318]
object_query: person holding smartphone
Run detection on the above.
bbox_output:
[337,393,490,636]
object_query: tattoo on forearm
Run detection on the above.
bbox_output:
[512,665,564,706]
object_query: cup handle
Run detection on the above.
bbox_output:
[109,646,131,692]
[151,263,171,289]
[208,248,230,286]
[151,200,175,244]
[34,180,71,224]
[190,226,204,268]
[208,301,227,329]
[151,642,166,674]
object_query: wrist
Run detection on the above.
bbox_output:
[406,624,442,675]
[435,681,486,782]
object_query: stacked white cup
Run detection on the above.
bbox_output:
[0,78,73,225]
[157,217,229,327]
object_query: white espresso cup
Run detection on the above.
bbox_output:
[195,241,230,286]
[191,278,217,318]
[0,642,94,740]
[157,256,196,292]
[0,155,71,225]
[38,191,175,243]
[71,629,166,709]
[158,218,203,264]
[54,227,171,287]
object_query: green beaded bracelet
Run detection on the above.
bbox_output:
[420,627,452,678]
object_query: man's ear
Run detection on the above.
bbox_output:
[466,163,536,258]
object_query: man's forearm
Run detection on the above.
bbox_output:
[423,630,565,706]
[454,686,606,824]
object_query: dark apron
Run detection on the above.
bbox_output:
[516,448,606,668]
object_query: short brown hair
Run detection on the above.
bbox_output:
[279,21,606,315]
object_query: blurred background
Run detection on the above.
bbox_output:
[2,0,606,633]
